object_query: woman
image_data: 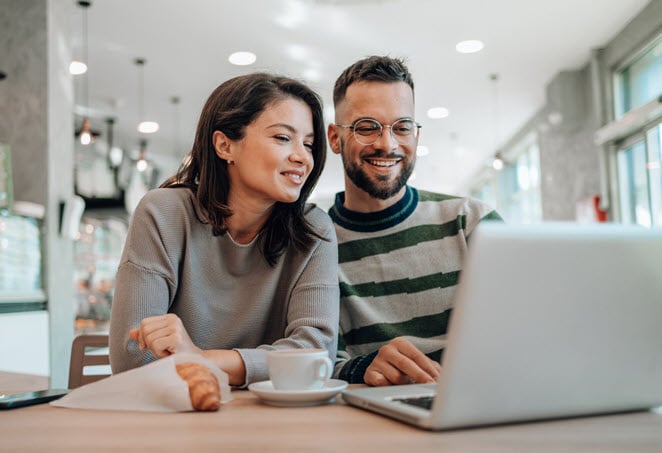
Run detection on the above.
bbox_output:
[109,73,339,387]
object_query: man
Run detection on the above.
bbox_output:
[327,56,501,386]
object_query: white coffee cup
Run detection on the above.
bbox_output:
[267,348,332,391]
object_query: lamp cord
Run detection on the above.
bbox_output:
[136,58,146,125]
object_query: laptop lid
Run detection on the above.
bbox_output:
[342,223,662,430]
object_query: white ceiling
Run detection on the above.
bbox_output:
[75,0,650,202]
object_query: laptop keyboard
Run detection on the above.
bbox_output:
[393,395,435,410]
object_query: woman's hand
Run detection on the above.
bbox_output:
[129,314,201,358]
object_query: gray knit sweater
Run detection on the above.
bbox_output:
[109,188,339,386]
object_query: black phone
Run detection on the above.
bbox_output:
[0,389,69,409]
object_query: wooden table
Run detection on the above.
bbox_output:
[1,371,661,452]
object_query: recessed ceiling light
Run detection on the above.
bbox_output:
[302,68,321,82]
[287,44,306,61]
[228,51,257,66]
[416,145,430,156]
[137,121,159,134]
[69,61,87,75]
[427,107,449,119]
[456,40,484,54]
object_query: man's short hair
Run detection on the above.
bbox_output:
[333,56,415,106]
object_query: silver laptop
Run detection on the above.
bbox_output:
[342,222,662,430]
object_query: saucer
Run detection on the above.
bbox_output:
[248,379,348,407]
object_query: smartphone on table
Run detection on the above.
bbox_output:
[0,389,69,409]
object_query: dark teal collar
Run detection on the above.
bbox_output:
[328,186,418,232]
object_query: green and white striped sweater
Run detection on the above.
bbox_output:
[329,186,502,383]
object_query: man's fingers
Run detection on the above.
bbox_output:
[388,354,436,384]
[391,339,440,381]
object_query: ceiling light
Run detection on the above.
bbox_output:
[492,153,504,171]
[136,158,148,172]
[136,139,149,172]
[69,61,87,75]
[138,121,159,134]
[228,51,256,66]
[456,40,484,54]
[287,44,306,61]
[135,58,159,134]
[171,96,182,155]
[74,0,93,145]
[427,107,449,119]
[79,118,92,145]
[275,1,307,29]
[70,1,90,75]
[489,73,502,169]
[302,68,321,82]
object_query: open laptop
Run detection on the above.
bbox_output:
[342,222,662,430]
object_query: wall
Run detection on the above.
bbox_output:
[0,0,75,386]
[538,68,602,220]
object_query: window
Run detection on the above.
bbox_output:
[612,35,662,226]
[471,134,542,224]
[617,125,662,226]
[614,36,662,117]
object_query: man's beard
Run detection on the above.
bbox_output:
[340,138,415,200]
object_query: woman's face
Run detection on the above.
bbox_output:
[219,97,315,208]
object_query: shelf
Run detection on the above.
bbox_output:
[0,290,47,304]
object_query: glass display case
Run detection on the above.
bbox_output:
[0,143,13,211]
[0,212,44,306]
[73,215,127,333]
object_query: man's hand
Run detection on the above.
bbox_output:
[129,313,201,358]
[364,337,441,386]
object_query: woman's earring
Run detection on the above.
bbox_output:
[227,159,234,165]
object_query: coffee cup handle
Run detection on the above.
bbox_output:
[314,357,333,381]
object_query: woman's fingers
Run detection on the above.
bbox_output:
[130,314,198,357]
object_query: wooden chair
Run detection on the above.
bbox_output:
[68,334,111,389]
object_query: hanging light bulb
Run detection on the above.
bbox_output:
[74,1,95,145]
[79,118,92,145]
[492,152,504,171]
[135,58,159,134]
[105,117,123,168]
[171,96,181,155]
[70,1,90,75]
[489,73,504,171]
[136,139,149,172]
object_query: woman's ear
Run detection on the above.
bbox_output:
[212,130,233,162]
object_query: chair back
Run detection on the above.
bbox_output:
[68,334,110,389]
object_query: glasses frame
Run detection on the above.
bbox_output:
[336,117,422,146]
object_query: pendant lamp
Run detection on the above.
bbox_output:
[73,0,96,145]
[490,73,504,171]
[136,139,149,173]
[135,58,159,134]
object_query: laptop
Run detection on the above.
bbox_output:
[342,222,662,430]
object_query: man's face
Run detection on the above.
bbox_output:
[329,81,418,201]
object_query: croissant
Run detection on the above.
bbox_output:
[176,362,221,411]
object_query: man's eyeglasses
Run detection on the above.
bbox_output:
[335,118,422,146]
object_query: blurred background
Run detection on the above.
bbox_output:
[1,0,661,385]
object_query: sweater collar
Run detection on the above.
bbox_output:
[328,186,418,232]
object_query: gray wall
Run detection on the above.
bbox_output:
[538,68,602,220]
[0,0,75,387]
